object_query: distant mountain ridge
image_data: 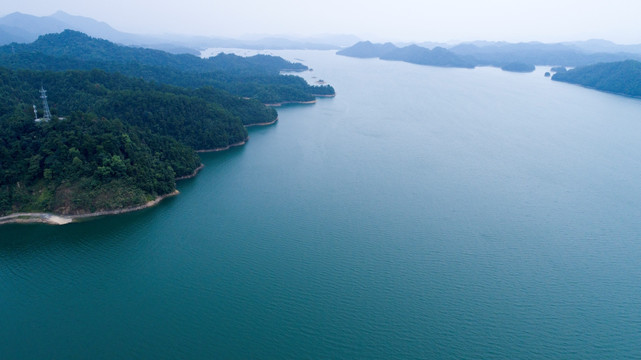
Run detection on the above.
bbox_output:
[337,41,475,68]
[0,11,354,53]
[336,41,398,58]
[380,44,475,68]
[552,60,641,97]
[0,30,310,74]
[338,40,641,71]
[413,39,641,56]
[0,11,154,47]
[448,41,641,67]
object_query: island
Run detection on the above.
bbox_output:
[500,62,536,73]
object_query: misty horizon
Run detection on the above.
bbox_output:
[3,0,641,45]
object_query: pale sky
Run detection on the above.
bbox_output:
[4,0,641,44]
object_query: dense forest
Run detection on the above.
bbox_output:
[0,30,337,217]
[552,60,641,97]
[0,111,200,215]
[4,68,278,146]
[0,30,335,104]
[0,67,259,215]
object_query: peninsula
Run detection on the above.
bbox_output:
[552,60,641,98]
[0,31,335,222]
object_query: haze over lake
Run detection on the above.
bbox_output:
[2,50,640,359]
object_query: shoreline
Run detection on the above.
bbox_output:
[195,139,247,153]
[265,100,316,107]
[265,94,336,107]
[551,78,641,100]
[0,137,251,226]
[0,190,180,226]
[245,116,279,127]
[0,104,294,226]
[175,163,205,181]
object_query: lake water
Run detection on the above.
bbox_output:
[2,50,641,359]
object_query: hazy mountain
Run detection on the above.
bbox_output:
[337,41,475,68]
[562,39,641,55]
[0,11,177,50]
[339,39,641,71]
[552,60,641,97]
[0,12,67,39]
[47,10,139,44]
[0,24,33,44]
[380,45,475,68]
[412,39,641,55]
[414,41,452,49]
[448,41,641,67]
[336,41,399,58]
[0,11,354,53]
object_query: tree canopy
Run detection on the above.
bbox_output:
[0,30,335,104]
[0,30,336,216]
[552,60,641,97]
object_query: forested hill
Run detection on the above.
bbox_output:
[448,42,641,67]
[337,41,475,68]
[552,60,641,98]
[6,68,270,148]
[338,40,641,71]
[336,41,398,58]
[380,45,475,68]
[2,30,306,74]
[0,31,336,218]
[0,66,276,216]
[0,30,335,103]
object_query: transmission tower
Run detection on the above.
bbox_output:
[40,86,52,121]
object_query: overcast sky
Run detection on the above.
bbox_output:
[4,0,641,44]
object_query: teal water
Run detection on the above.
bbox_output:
[2,51,641,359]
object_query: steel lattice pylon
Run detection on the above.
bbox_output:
[40,86,52,121]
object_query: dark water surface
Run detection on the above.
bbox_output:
[2,51,641,359]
